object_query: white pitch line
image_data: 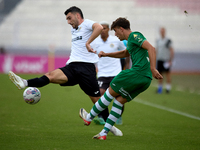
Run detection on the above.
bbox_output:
[134,98,200,121]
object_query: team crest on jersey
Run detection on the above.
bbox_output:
[110,43,114,48]
[133,34,143,42]
[133,34,137,38]
[78,27,82,31]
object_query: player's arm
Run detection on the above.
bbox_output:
[86,23,103,53]
[98,49,129,58]
[141,40,163,79]
[125,56,130,69]
[169,46,174,66]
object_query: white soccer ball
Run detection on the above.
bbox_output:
[23,87,41,104]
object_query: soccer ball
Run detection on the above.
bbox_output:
[23,87,41,104]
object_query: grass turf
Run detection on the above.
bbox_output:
[0,73,200,150]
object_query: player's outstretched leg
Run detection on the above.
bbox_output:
[9,70,50,89]
[8,71,26,89]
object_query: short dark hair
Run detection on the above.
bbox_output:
[64,6,84,19]
[111,17,130,30]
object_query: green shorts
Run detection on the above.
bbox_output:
[110,69,151,102]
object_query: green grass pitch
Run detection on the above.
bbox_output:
[0,73,200,150]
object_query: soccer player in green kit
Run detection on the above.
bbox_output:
[79,17,163,140]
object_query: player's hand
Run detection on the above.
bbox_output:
[86,42,96,53]
[98,51,106,58]
[151,68,163,79]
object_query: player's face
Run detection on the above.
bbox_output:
[101,25,109,38]
[160,28,165,38]
[66,12,79,29]
[113,27,125,41]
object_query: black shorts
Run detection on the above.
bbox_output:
[59,62,100,97]
[157,60,170,73]
[97,76,115,90]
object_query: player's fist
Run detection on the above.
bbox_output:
[98,51,106,58]
[86,42,96,53]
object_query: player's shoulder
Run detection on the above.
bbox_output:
[82,19,95,25]
[165,37,172,41]
[132,31,145,37]
[79,19,95,29]
[129,31,146,40]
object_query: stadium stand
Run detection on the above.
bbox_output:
[0,0,200,53]
[0,0,200,72]
[0,0,22,23]
[135,0,200,14]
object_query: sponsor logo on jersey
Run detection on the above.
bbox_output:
[72,36,82,42]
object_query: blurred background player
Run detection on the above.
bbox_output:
[92,21,126,125]
[8,6,122,136]
[156,27,174,93]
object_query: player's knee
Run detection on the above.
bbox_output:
[90,96,100,104]
[44,72,54,82]
[100,89,106,96]
[116,96,127,104]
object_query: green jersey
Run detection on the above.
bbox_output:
[127,32,152,79]
[110,31,152,101]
